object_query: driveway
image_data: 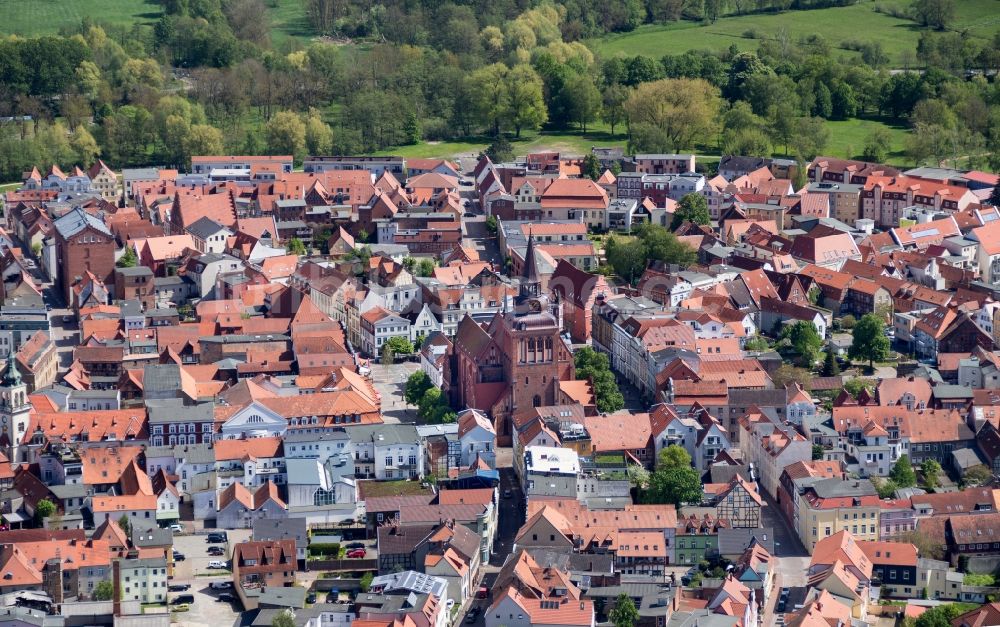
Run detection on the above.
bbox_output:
[41,285,79,370]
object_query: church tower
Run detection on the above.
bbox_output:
[0,359,31,462]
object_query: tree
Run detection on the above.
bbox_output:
[670,193,711,231]
[405,371,434,405]
[305,112,334,155]
[605,237,647,286]
[272,609,296,627]
[862,128,891,163]
[989,185,1000,208]
[822,345,841,376]
[485,215,498,234]
[914,603,966,627]
[485,137,513,163]
[871,476,899,499]
[624,78,721,153]
[781,321,823,367]
[900,530,945,561]
[648,465,702,506]
[812,444,824,460]
[610,593,640,627]
[921,459,941,490]
[581,154,601,181]
[563,73,601,132]
[117,247,138,268]
[93,580,114,601]
[286,237,307,256]
[381,342,395,365]
[360,571,374,592]
[790,116,830,160]
[627,463,650,501]
[890,455,917,488]
[843,378,872,397]
[505,64,547,138]
[71,125,101,165]
[912,0,955,30]
[744,335,770,352]
[961,464,991,487]
[117,514,131,538]
[35,498,56,524]
[849,313,890,369]
[602,84,629,136]
[574,347,625,414]
[385,336,414,356]
[415,258,436,277]
[771,364,812,390]
[265,110,307,159]
[658,445,692,470]
[183,124,224,166]
[726,52,772,102]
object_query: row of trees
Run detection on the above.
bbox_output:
[404,370,457,424]
[574,348,625,414]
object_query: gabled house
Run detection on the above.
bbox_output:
[217,480,287,529]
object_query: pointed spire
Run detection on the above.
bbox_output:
[2,358,22,387]
[520,233,541,298]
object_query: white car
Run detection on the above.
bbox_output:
[169,523,184,533]
[207,560,228,569]
[210,581,233,590]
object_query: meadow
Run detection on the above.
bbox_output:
[590,0,1000,65]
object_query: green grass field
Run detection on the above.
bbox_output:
[0,0,311,43]
[376,116,911,166]
[591,1,1000,65]
[0,0,163,35]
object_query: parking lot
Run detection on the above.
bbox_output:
[369,361,420,424]
[169,529,252,627]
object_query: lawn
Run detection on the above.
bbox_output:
[357,479,432,499]
[590,2,1000,65]
[0,0,314,44]
[0,0,163,35]
[373,116,911,167]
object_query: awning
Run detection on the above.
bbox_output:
[3,511,28,523]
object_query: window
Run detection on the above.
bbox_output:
[385,456,392,467]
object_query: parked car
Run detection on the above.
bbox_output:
[171,594,195,605]
[502,489,512,499]
[210,581,232,590]
[206,532,227,543]
[446,599,455,612]
[345,542,365,550]
[207,560,227,569]
[168,584,190,592]
[464,608,479,624]
[169,523,184,533]
[216,593,235,603]
[346,548,367,558]
[171,604,190,613]
[172,551,185,561]
[207,546,226,556]
[306,592,317,604]
[463,212,476,218]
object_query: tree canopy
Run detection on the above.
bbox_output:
[849,313,890,368]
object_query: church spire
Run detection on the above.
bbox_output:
[2,358,21,387]
[520,233,540,299]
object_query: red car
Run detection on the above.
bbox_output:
[346,548,367,558]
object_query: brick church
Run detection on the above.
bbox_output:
[453,237,575,444]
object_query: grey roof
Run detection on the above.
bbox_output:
[48,483,88,500]
[168,442,216,464]
[809,477,877,498]
[131,524,172,547]
[415,424,459,439]
[153,275,186,287]
[121,300,143,317]
[187,216,231,240]
[275,199,306,208]
[717,528,775,556]
[123,168,160,181]
[200,333,288,343]
[53,207,111,239]
[146,399,214,423]
[727,388,788,408]
[932,384,975,399]
[587,583,674,617]
[370,571,448,599]
[250,605,353,627]
[120,557,168,569]
[283,429,352,443]
[246,585,307,608]
[348,424,420,446]
[523,549,614,574]
[952,447,984,469]
[253,517,308,548]
[116,266,153,277]
[276,220,309,229]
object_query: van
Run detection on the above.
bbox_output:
[171,594,195,605]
